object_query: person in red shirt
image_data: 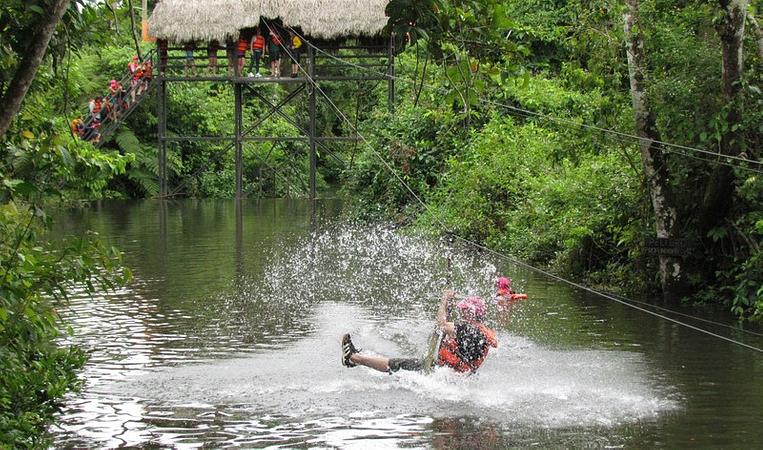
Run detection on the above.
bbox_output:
[268,29,282,77]
[341,290,498,374]
[107,79,127,120]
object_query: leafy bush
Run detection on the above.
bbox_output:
[1,125,131,446]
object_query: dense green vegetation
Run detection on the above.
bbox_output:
[1,1,132,446]
[350,0,762,321]
[0,0,760,445]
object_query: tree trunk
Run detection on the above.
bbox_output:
[698,1,748,234]
[0,0,72,139]
[748,14,763,63]
[127,0,143,60]
[623,0,682,294]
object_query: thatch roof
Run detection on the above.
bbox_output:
[148,0,390,42]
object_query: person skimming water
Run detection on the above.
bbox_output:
[341,290,497,374]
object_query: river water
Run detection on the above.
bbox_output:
[50,199,762,448]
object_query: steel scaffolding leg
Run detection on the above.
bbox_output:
[235,81,243,199]
[158,78,167,197]
[308,45,317,201]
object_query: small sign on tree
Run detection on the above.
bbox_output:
[644,238,691,257]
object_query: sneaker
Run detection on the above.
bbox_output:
[255,72,262,78]
[341,334,360,367]
[248,72,255,77]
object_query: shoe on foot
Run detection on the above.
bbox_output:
[255,72,262,78]
[341,334,360,367]
[248,72,255,77]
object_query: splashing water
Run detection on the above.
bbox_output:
[100,221,678,441]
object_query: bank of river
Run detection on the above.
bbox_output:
[51,199,763,448]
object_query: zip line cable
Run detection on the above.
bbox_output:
[304,32,763,171]
[270,22,763,354]
[291,30,763,174]
[290,36,763,335]
[605,292,763,338]
[449,234,763,353]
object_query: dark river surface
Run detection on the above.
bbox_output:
[50,199,762,448]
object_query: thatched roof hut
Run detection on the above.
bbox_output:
[148,0,391,42]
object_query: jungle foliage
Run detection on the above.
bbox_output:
[349,0,762,319]
[0,0,761,443]
[1,1,133,446]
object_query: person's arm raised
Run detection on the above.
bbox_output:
[437,290,456,337]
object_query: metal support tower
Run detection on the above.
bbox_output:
[155,38,394,200]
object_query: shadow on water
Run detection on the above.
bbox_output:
[51,199,762,448]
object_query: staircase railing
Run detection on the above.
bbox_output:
[76,48,157,147]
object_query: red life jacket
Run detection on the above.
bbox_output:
[237,38,248,53]
[91,99,102,114]
[436,323,497,373]
[252,35,265,51]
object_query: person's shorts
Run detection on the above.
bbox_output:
[268,46,280,60]
[291,47,301,62]
[388,358,424,373]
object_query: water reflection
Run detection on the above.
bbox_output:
[51,199,763,448]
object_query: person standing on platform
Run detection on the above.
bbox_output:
[225,38,235,73]
[248,28,266,77]
[288,30,303,77]
[236,33,249,76]
[208,40,219,74]
[268,29,282,77]
[183,41,197,76]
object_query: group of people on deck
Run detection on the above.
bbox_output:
[342,276,520,375]
[71,55,153,143]
[159,26,304,78]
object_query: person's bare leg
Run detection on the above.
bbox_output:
[350,353,390,373]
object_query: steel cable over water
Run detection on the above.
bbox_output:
[267,21,763,354]
[284,26,763,338]
[289,28,763,175]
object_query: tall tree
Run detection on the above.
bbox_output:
[0,0,72,138]
[623,0,682,294]
[699,0,749,233]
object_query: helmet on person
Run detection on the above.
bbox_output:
[456,296,486,321]
[496,277,512,291]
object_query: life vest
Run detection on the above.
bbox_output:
[436,323,497,373]
[292,35,302,49]
[270,33,281,46]
[237,38,248,53]
[91,99,102,114]
[252,35,265,51]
